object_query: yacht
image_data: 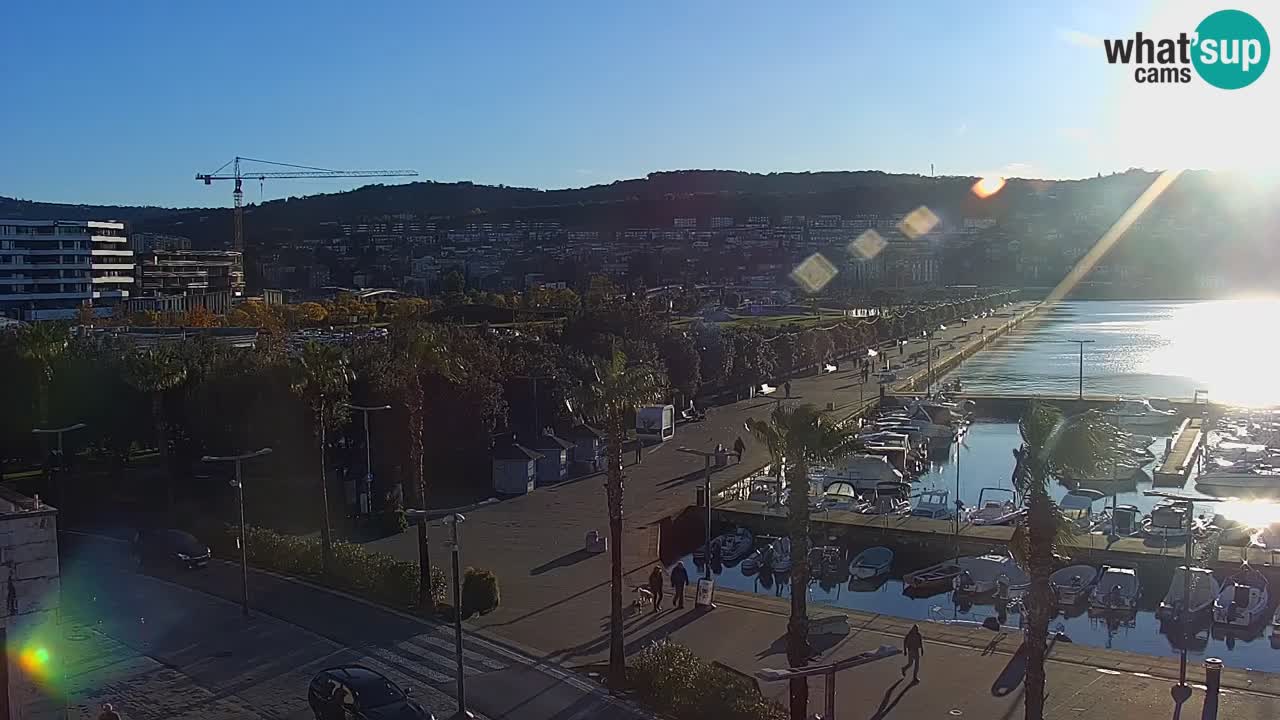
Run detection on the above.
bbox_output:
[849,546,894,580]
[1103,399,1179,429]
[1090,566,1141,612]
[1051,565,1099,606]
[964,488,1022,526]
[812,454,904,491]
[1195,461,1280,492]
[1157,566,1221,621]
[952,554,1029,595]
[911,489,953,520]
[1213,564,1270,627]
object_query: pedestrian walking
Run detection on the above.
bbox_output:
[733,436,745,463]
[634,439,643,465]
[670,561,689,608]
[98,703,122,720]
[902,624,924,682]
[784,381,792,398]
[648,566,664,613]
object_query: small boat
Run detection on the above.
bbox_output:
[1094,504,1144,538]
[741,544,772,575]
[1142,499,1193,542]
[1059,490,1104,531]
[716,528,754,564]
[1213,563,1270,627]
[849,546,894,580]
[821,481,869,512]
[1089,566,1141,612]
[1050,565,1099,606]
[1157,566,1221,621]
[964,488,1022,526]
[809,546,845,578]
[903,560,964,594]
[770,536,793,574]
[911,489,953,520]
[952,554,1029,596]
[1103,399,1178,429]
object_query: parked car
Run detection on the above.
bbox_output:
[308,666,434,720]
[131,529,210,570]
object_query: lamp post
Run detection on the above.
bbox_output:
[443,513,474,720]
[202,448,273,617]
[32,422,86,507]
[1067,339,1095,399]
[340,402,392,516]
[677,446,718,585]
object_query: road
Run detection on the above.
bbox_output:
[59,532,647,720]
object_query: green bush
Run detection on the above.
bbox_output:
[381,507,409,535]
[630,641,785,720]
[461,567,500,616]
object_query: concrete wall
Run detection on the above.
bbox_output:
[0,509,61,720]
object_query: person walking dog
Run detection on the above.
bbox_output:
[648,565,664,614]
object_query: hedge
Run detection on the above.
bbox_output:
[630,641,786,720]
[462,567,500,616]
[213,524,448,610]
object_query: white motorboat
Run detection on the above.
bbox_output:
[911,489,953,520]
[1142,499,1194,542]
[1157,566,1221,621]
[1103,399,1178,429]
[1090,566,1141,612]
[770,536,793,574]
[1093,504,1144,538]
[1213,564,1270,627]
[952,554,1029,595]
[849,546,894,580]
[813,454,904,491]
[1051,565,1099,606]
[859,482,911,516]
[820,481,868,512]
[1059,489,1104,531]
[904,560,964,594]
[716,528,754,564]
[1195,461,1280,492]
[964,488,1022,526]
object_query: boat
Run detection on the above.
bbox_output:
[964,488,1022,526]
[859,482,911,516]
[1103,399,1179,429]
[1059,489,1104,531]
[1213,564,1270,627]
[849,546,894,580]
[1142,499,1194,543]
[813,454,904,490]
[952,554,1029,596]
[716,528,754,564]
[903,560,964,594]
[820,481,869,512]
[1195,461,1280,492]
[1094,504,1144,538]
[1157,566,1221,621]
[1064,464,1143,484]
[741,544,772,575]
[809,546,845,578]
[1050,565,1099,606]
[1089,566,1141,612]
[770,536,793,574]
[911,489,953,520]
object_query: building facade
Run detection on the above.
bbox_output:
[0,220,133,320]
[129,250,245,315]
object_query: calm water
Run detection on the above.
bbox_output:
[950,298,1280,408]
[690,425,1280,671]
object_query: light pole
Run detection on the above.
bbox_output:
[677,446,718,584]
[1067,339,1095,399]
[202,448,273,617]
[443,513,474,720]
[341,402,392,516]
[32,422,86,507]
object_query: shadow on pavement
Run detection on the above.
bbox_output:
[869,677,918,720]
[991,642,1028,697]
[530,549,596,576]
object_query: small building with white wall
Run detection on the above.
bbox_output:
[492,442,542,496]
[0,487,61,719]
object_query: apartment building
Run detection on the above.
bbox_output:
[0,219,133,321]
[129,250,245,314]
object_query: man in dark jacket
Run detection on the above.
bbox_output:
[648,566,664,613]
[902,624,924,682]
[670,562,689,608]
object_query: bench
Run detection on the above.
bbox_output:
[810,613,850,636]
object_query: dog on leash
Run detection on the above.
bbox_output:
[632,586,655,613]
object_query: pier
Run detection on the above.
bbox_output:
[1154,417,1205,486]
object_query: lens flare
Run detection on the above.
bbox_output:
[790,253,838,293]
[849,229,886,260]
[898,206,939,239]
[972,176,1006,199]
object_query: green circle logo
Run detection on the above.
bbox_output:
[1193,9,1270,89]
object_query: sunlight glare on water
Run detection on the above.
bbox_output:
[1145,297,1280,408]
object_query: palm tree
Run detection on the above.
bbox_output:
[289,341,352,575]
[747,404,860,720]
[576,350,664,689]
[1009,402,1119,720]
[122,344,189,507]
[16,322,70,425]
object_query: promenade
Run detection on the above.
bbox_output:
[364,299,1276,717]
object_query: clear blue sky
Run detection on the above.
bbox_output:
[5,0,1274,207]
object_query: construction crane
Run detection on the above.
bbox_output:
[196,156,418,252]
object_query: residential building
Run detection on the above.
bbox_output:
[129,250,245,315]
[0,219,133,321]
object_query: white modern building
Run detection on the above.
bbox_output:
[0,220,134,321]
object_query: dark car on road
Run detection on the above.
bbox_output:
[308,666,434,720]
[131,529,210,570]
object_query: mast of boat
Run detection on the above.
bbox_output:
[954,429,962,561]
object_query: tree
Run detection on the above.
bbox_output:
[183,305,220,328]
[746,404,859,720]
[658,331,701,406]
[576,350,664,689]
[15,322,70,425]
[121,345,189,507]
[729,328,776,395]
[1009,403,1119,720]
[693,322,733,390]
[442,269,466,294]
[289,341,352,575]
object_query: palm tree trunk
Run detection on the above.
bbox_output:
[318,404,334,576]
[786,463,811,720]
[1023,483,1055,720]
[606,410,626,689]
[414,401,433,612]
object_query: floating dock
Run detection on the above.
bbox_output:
[1154,417,1204,486]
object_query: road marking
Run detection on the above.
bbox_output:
[361,646,452,684]
[405,635,506,671]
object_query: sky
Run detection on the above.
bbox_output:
[3,0,1276,207]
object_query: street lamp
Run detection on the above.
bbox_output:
[202,448,273,617]
[756,644,900,720]
[443,513,475,720]
[32,422,86,507]
[1067,339,1095,399]
[1145,490,1225,699]
[677,446,719,588]
[340,402,392,516]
